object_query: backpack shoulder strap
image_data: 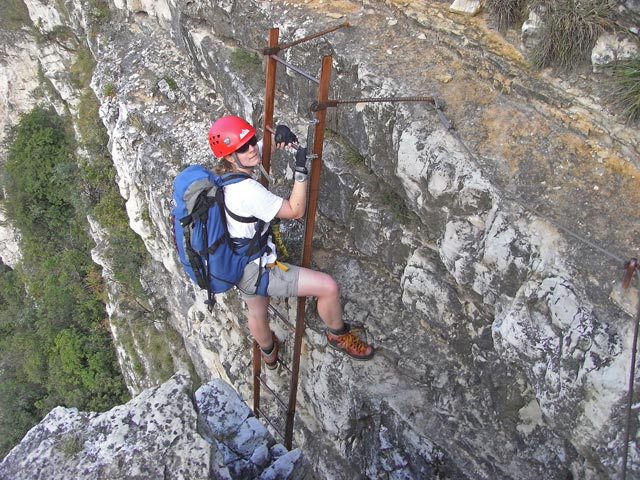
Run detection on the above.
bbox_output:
[217,172,260,224]
[218,171,252,186]
[224,204,260,224]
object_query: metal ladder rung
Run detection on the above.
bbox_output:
[254,405,286,441]
[268,303,295,332]
[256,374,289,410]
[277,358,293,375]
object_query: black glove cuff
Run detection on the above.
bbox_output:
[295,166,308,174]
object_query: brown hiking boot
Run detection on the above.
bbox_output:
[326,325,374,360]
[261,333,279,370]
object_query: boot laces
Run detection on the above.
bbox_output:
[342,331,369,354]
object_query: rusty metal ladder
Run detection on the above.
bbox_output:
[251,25,343,450]
[250,23,438,449]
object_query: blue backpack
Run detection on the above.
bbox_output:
[171,165,270,309]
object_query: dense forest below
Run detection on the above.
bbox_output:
[0,106,131,457]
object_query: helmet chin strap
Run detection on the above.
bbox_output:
[231,153,272,184]
[232,152,253,170]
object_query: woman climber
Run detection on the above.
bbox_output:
[207,115,375,367]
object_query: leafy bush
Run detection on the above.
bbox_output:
[0,0,31,31]
[103,82,116,97]
[230,48,262,81]
[162,76,178,91]
[76,86,148,297]
[71,45,96,90]
[4,107,77,240]
[88,0,111,21]
[0,378,44,456]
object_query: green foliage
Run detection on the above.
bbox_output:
[75,87,148,297]
[88,0,111,21]
[114,314,183,385]
[109,227,148,294]
[345,146,366,166]
[26,249,106,330]
[0,378,43,456]
[381,188,412,222]
[77,92,110,159]
[58,434,84,457]
[47,327,125,411]
[147,328,177,381]
[0,266,35,334]
[530,0,613,71]
[74,88,151,366]
[103,82,116,97]
[71,45,96,90]
[162,76,178,91]
[607,56,640,123]
[81,151,146,293]
[4,107,77,239]
[230,48,262,78]
[76,91,113,212]
[0,0,31,31]
[325,129,366,166]
[482,1,637,120]
[41,25,77,48]
[0,106,129,459]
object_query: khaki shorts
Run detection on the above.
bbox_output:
[237,261,300,298]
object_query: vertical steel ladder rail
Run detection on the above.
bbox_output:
[252,26,340,450]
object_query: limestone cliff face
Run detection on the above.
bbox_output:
[2,0,640,479]
[0,373,310,479]
[0,26,36,268]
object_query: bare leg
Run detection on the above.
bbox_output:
[244,295,273,349]
[296,267,343,331]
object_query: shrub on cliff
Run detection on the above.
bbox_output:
[0,0,30,31]
[4,106,77,242]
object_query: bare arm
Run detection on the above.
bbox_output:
[276,178,307,219]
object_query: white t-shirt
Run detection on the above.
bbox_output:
[223,179,283,265]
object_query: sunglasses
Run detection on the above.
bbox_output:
[235,135,258,154]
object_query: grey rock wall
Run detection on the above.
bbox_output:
[0,373,310,479]
[2,0,640,479]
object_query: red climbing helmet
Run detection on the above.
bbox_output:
[208,115,256,158]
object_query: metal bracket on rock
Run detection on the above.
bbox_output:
[433,98,453,131]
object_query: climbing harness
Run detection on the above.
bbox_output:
[271,221,289,262]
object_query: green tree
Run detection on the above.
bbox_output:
[4,106,77,241]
